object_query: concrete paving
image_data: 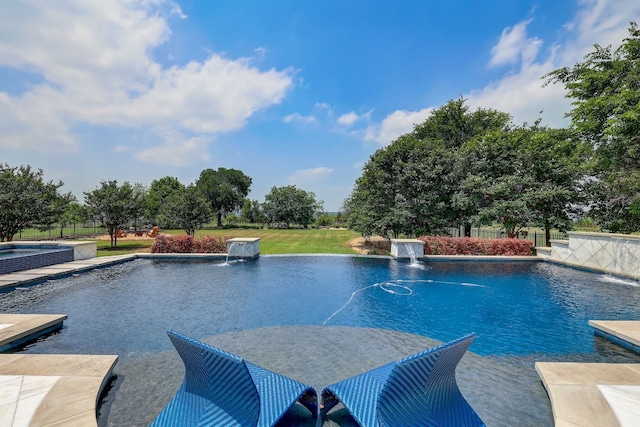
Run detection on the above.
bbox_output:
[536,362,640,427]
[535,321,640,427]
[590,320,640,352]
[0,354,117,426]
[0,255,135,291]
[0,314,68,352]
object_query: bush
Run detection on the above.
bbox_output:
[151,235,231,254]
[193,235,228,253]
[417,236,533,256]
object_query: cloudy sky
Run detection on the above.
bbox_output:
[1,1,638,211]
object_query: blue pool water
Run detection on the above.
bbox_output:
[0,249,39,258]
[2,256,639,357]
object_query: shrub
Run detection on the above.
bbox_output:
[417,236,533,256]
[193,235,228,253]
[151,235,232,254]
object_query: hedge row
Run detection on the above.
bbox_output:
[417,236,534,256]
[150,235,231,254]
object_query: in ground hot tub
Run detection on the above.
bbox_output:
[0,244,74,274]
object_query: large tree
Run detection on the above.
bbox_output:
[455,124,587,240]
[84,180,145,247]
[165,184,212,236]
[0,164,66,242]
[240,199,267,225]
[345,99,511,238]
[455,126,536,238]
[263,185,323,228]
[196,168,252,227]
[145,176,184,228]
[544,22,640,232]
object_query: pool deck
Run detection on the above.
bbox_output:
[536,362,640,427]
[0,255,136,291]
[536,320,640,427]
[0,354,118,426]
[590,320,640,354]
[0,314,68,353]
[2,255,640,425]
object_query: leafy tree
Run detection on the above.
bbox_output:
[523,127,588,243]
[84,180,144,247]
[196,168,252,227]
[345,99,510,238]
[316,213,335,227]
[145,176,184,228]
[61,202,92,237]
[544,22,640,232]
[241,199,267,225]
[38,192,77,238]
[455,124,587,241]
[165,185,212,236]
[455,126,535,238]
[0,164,66,242]
[263,185,323,228]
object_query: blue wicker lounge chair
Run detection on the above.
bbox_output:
[151,330,317,427]
[321,333,485,427]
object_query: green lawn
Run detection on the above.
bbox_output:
[96,228,362,256]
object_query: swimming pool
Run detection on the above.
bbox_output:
[2,255,640,426]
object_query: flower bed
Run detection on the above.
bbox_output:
[417,236,533,256]
[150,235,231,254]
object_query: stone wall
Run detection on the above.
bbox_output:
[537,232,640,279]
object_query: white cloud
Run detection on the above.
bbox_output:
[337,112,359,126]
[364,108,433,145]
[288,167,334,183]
[490,20,542,68]
[366,0,640,135]
[136,134,212,167]
[283,113,317,124]
[337,110,372,127]
[469,0,640,127]
[0,0,293,162]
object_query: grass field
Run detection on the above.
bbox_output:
[96,228,362,257]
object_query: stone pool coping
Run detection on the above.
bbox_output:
[590,320,640,353]
[536,362,640,427]
[0,314,68,352]
[0,353,118,426]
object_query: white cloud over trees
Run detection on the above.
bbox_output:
[364,0,640,145]
[0,0,293,166]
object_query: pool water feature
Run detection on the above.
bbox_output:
[2,256,640,426]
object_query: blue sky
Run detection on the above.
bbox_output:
[1,1,639,211]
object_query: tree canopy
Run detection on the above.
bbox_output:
[84,180,144,247]
[545,22,640,232]
[145,176,184,228]
[345,99,512,238]
[0,164,68,242]
[263,185,323,228]
[165,184,212,236]
[196,168,252,227]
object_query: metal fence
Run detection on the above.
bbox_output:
[12,222,105,241]
[444,227,567,247]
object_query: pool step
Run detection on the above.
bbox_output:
[0,314,68,352]
[590,320,640,354]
